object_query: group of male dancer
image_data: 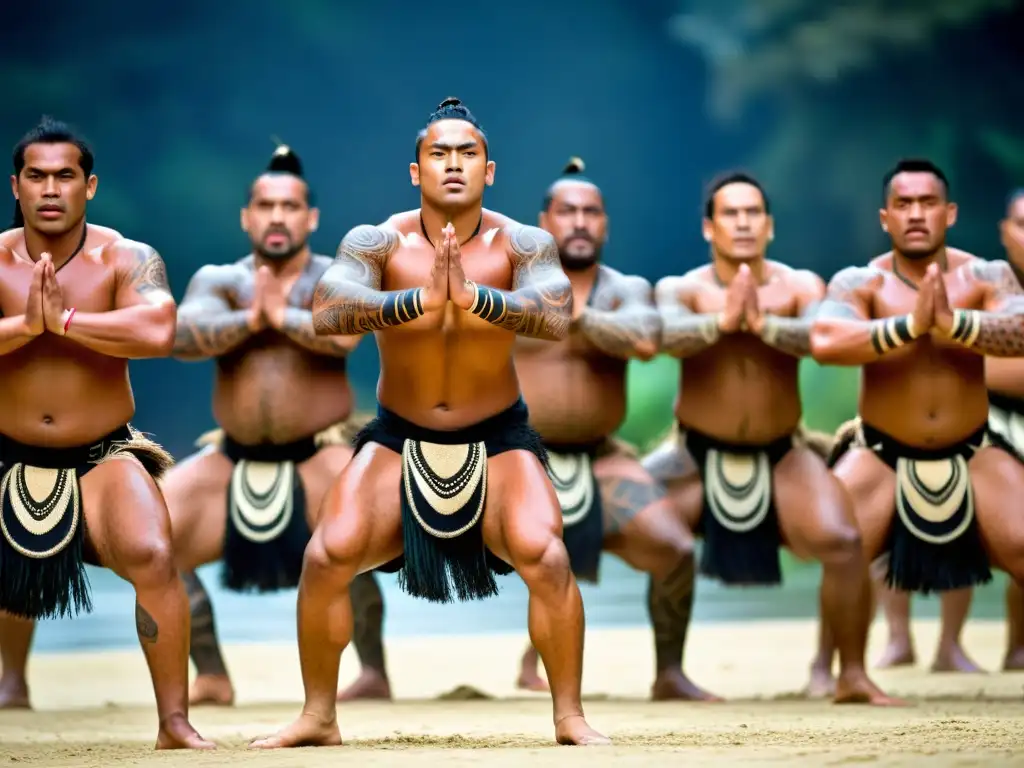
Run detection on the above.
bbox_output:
[2,99,1024,752]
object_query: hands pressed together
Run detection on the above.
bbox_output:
[716,263,769,335]
[421,222,476,312]
[247,265,289,332]
[23,252,75,337]
[907,262,955,338]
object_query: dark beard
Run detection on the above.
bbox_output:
[254,240,304,262]
[559,244,602,272]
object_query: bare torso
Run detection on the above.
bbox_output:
[0,245,135,445]
[671,262,805,443]
[515,264,626,443]
[374,210,526,430]
[857,252,989,446]
[199,256,354,444]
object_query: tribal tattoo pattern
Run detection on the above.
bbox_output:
[575,270,662,358]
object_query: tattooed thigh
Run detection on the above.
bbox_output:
[598,473,665,537]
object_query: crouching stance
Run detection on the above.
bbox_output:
[252,99,608,748]
[0,119,213,748]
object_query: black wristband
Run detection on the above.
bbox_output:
[469,282,508,324]
[379,288,424,326]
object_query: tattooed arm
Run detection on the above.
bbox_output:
[280,307,362,356]
[460,224,571,340]
[939,260,1024,357]
[809,266,915,366]
[173,265,255,361]
[61,240,177,358]
[576,270,661,359]
[312,225,422,336]
[754,270,826,358]
[655,275,723,358]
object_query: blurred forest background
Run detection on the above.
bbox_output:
[3,0,1023,457]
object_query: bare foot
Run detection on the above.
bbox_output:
[189,674,234,706]
[1004,647,1024,671]
[0,676,30,709]
[155,713,217,750]
[555,714,611,746]
[804,663,836,700]
[834,672,908,707]
[651,669,723,702]
[516,667,549,692]
[931,644,985,673]
[337,670,392,702]
[874,640,915,669]
[250,712,343,749]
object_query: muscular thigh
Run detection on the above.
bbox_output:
[831,447,895,561]
[773,446,856,559]
[639,439,702,530]
[481,449,562,567]
[159,446,233,571]
[80,455,172,577]
[297,444,355,529]
[968,446,1024,573]
[315,443,403,572]
[595,452,665,538]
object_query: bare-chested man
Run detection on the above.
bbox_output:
[642,171,892,704]
[250,97,607,749]
[858,191,1024,676]
[0,117,212,748]
[338,158,715,702]
[162,145,362,707]
[0,220,125,709]
[809,159,1024,692]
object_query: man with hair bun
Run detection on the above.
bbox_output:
[163,143,363,707]
[253,97,608,749]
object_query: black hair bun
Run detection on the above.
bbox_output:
[267,144,303,176]
[563,156,585,175]
[439,96,462,109]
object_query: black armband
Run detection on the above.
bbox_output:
[378,288,424,327]
[949,309,981,347]
[469,282,508,324]
[869,313,918,355]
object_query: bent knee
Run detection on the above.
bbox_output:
[809,522,863,566]
[118,537,177,587]
[304,524,363,583]
[648,535,695,579]
[513,535,573,592]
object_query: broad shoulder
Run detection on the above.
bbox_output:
[337,223,401,260]
[500,219,558,262]
[101,237,162,267]
[827,263,884,291]
[655,265,713,296]
[962,256,1016,287]
[767,261,825,296]
[596,263,652,295]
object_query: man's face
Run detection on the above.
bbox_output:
[241,174,318,260]
[703,182,772,261]
[879,171,957,259]
[410,120,494,211]
[539,181,607,270]
[11,142,96,236]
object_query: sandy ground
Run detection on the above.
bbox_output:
[2,618,1023,766]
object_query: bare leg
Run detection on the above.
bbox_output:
[483,450,609,745]
[783,447,902,706]
[517,644,547,691]
[0,612,34,708]
[182,571,235,705]
[87,457,214,749]
[874,583,916,668]
[931,588,983,672]
[337,573,392,701]
[806,612,837,699]
[251,444,403,749]
[1005,580,1024,669]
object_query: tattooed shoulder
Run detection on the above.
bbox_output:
[826,265,879,297]
[332,225,400,289]
[505,223,560,271]
[112,239,172,296]
[969,259,1023,294]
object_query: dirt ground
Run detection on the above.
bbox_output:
[2,618,1022,766]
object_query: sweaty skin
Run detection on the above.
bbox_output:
[0,222,124,710]
[513,261,716,700]
[249,201,609,749]
[656,257,897,706]
[0,232,214,749]
[165,249,361,707]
